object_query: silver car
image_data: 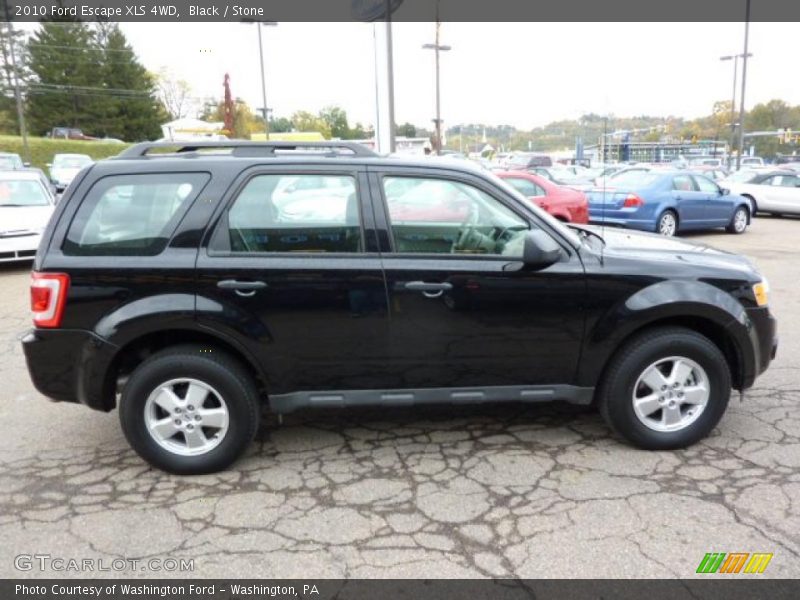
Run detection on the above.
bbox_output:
[0,171,56,262]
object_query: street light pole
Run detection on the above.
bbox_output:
[251,21,277,139]
[422,5,451,156]
[736,0,751,171]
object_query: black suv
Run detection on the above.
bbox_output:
[22,142,778,474]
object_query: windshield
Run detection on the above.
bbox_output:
[53,155,92,169]
[0,179,51,206]
[487,170,581,247]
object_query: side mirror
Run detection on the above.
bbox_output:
[23,162,30,167]
[720,187,730,195]
[522,230,562,268]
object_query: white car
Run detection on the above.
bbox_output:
[721,170,800,216]
[0,171,56,262]
[48,153,93,193]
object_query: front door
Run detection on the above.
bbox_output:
[693,174,733,225]
[196,166,389,398]
[369,169,586,394]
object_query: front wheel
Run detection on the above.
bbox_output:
[119,345,261,474]
[598,327,731,450]
[656,210,678,236]
[726,205,749,234]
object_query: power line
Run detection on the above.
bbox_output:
[26,42,135,54]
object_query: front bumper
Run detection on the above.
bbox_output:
[21,328,119,411]
[0,233,41,262]
[740,306,777,389]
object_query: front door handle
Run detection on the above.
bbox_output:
[217,280,268,297]
[404,281,453,292]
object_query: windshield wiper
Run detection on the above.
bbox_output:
[0,203,26,207]
[568,224,606,246]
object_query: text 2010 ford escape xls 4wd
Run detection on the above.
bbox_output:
[22,142,778,474]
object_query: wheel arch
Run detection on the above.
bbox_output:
[101,327,267,411]
[581,280,753,393]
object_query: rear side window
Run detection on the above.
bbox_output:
[226,174,361,253]
[63,173,208,256]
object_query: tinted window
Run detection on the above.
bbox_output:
[505,177,545,197]
[383,176,530,256]
[693,175,719,193]
[227,174,360,253]
[64,173,208,256]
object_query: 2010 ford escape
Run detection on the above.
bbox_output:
[22,141,778,474]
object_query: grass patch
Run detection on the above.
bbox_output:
[0,135,131,172]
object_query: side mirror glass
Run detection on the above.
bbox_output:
[522,230,562,268]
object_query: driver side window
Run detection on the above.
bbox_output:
[382,176,530,257]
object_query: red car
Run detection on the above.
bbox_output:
[497,171,589,223]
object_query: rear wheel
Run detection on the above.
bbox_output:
[726,205,749,234]
[119,345,261,474]
[656,210,678,236]
[598,327,731,449]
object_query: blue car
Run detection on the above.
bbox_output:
[586,170,752,236]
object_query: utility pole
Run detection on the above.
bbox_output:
[721,51,752,168]
[736,0,751,171]
[422,2,451,155]
[3,19,29,162]
[246,20,277,139]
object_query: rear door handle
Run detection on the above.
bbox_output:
[217,280,268,297]
[404,281,453,292]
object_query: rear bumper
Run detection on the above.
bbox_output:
[21,328,119,412]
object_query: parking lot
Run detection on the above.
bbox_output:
[1,216,799,579]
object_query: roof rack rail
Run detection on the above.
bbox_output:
[115,140,377,159]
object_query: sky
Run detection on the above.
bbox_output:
[25,21,800,130]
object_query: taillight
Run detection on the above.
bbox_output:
[623,194,643,208]
[30,272,70,328]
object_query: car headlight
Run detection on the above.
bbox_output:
[752,278,769,307]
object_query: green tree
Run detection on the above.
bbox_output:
[269,116,293,133]
[25,22,163,141]
[25,22,102,135]
[202,97,262,139]
[291,110,331,138]
[319,105,349,139]
[0,23,28,134]
[95,23,163,141]
[395,122,416,137]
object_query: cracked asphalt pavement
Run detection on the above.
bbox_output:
[1,217,799,579]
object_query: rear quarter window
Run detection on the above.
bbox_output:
[62,173,209,256]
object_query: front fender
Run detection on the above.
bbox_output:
[578,279,754,386]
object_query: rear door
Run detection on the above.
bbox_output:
[367,167,586,394]
[195,165,390,397]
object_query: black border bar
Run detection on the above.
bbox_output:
[4,579,800,600]
[3,0,800,22]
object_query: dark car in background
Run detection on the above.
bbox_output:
[507,152,553,170]
[22,142,777,474]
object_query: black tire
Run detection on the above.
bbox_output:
[598,327,731,450]
[656,210,678,236]
[726,205,749,234]
[119,345,261,474]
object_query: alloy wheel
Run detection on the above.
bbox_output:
[632,356,709,432]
